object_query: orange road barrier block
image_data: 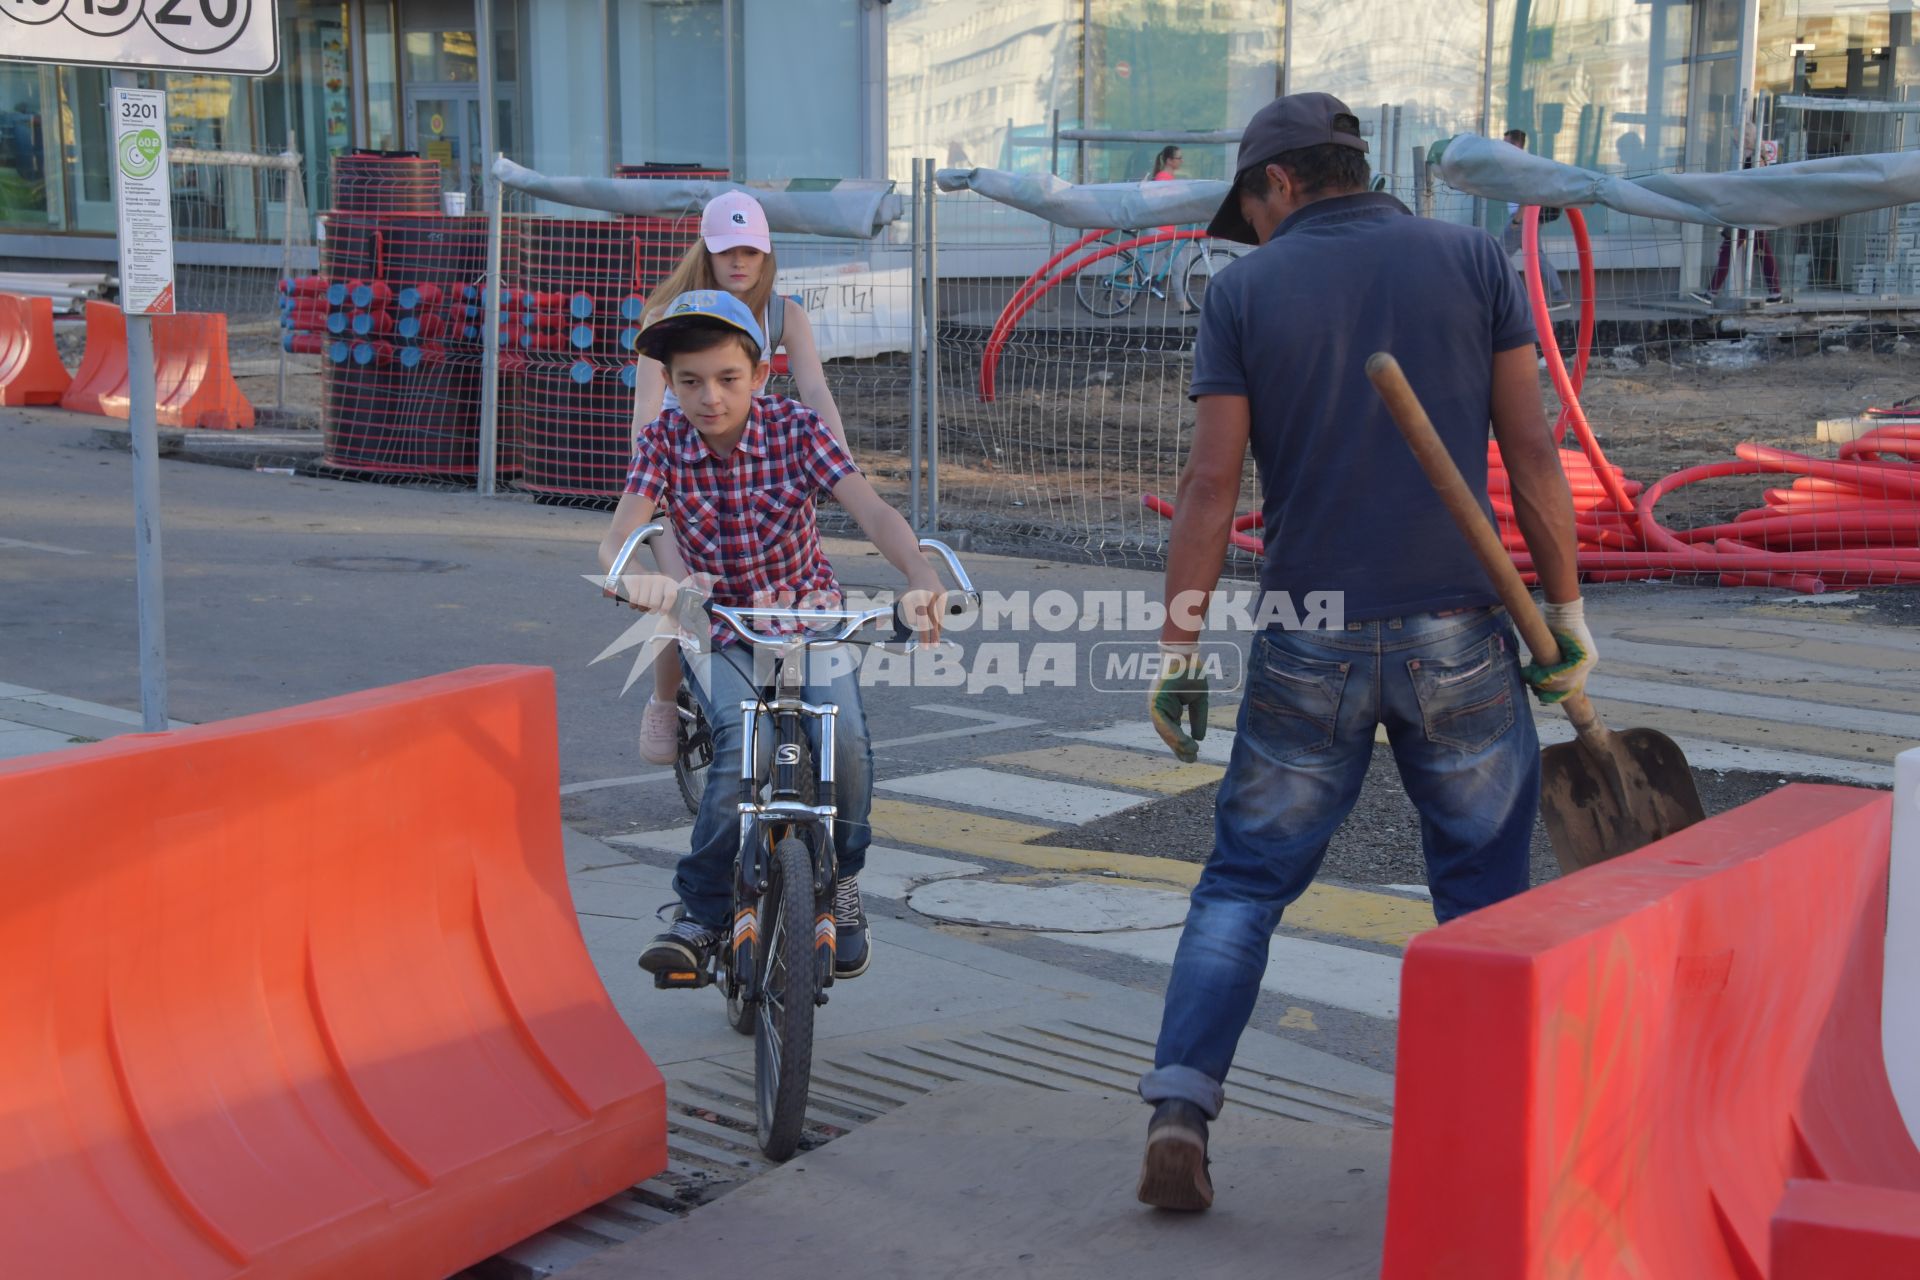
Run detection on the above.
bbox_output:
[60,299,128,417]
[59,300,255,428]
[1382,785,1920,1279]
[0,666,667,1280]
[154,311,255,429]
[1773,1180,1920,1278]
[0,292,72,405]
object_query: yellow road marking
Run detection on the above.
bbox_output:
[986,744,1224,795]
[867,797,1432,947]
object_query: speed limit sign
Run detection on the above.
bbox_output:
[0,0,280,75]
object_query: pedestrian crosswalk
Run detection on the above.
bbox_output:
[608,609,1916,1036]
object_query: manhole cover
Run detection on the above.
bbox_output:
[907,876,1188,933]
[295,556,462,574]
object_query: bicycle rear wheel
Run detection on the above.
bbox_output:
[755,836,817,1159]
[1179,244,1218,313]
[1075,254,1138,317]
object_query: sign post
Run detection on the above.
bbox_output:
[3,4,281,733]
[111,76,174,731]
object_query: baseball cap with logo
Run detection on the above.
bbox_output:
[1206,92,1370,245]
[632,289,767,363]
[701,190,772,255]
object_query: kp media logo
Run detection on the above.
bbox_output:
[119,128,163,181]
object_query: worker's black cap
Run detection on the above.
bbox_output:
[1207,93,1369,245]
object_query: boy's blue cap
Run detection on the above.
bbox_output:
[633,289,766,362]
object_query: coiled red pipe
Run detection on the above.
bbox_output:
[1143,203,1918,593]
[980,229,1207,402]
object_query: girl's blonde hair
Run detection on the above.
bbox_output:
[642,233,778,337]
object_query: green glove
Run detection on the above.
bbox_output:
[1149,645,1209,763]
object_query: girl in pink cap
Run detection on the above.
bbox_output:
[627,188,855,765]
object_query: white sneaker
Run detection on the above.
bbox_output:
[638,696,678,765]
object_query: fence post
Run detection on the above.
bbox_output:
[923,157,941,536]
[908,161,924,534]
[1412,146,1429,217]
[478,153,505,496]
[278,133,299,415]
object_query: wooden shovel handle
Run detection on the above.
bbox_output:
[1364,353,1607,738]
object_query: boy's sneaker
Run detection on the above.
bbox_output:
[639,912,720,977]
[1137,1100,1213,1212]
[1687,290,1716,307]
[832,875,871,979]
[638,696,678,766]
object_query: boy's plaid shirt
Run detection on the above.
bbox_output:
[624,394,860,645]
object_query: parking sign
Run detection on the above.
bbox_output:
[0,1,280,75]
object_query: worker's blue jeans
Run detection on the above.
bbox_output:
[1140,608,1539,1117]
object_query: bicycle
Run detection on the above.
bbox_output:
[602,523,978,1159]
[1073,228,1235,318]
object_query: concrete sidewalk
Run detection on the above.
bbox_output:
[476,829,1394,1276]
[0,682,189,761]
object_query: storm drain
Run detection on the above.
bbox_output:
[467,1018,1390,1278]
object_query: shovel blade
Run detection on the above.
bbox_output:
[1541,727,1707,874]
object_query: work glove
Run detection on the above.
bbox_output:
[1521,597,1599,704]
[1148,643,1210,763]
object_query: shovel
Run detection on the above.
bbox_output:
[1365,353,1705,872]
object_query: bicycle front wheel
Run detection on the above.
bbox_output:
[1075,255,1138,317]
[755,836,817,1159]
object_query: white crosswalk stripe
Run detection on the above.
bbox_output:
[879,767,1144,823]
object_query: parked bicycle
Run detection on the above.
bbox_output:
[603,523,978,1158]
[1073,228,1239,317]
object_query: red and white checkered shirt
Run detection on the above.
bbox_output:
[624,394,860,645]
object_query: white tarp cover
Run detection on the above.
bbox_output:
[938,138,1920,232]
[1432,133,1920,230]
[934,167,1230,230]
[492,159,904,240]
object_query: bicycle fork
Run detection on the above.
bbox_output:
[730,644,842,1009]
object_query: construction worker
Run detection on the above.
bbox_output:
[1136,92,1592,1212]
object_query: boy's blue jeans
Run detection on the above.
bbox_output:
[1140,607,1539,1117]
[675,647,874,929]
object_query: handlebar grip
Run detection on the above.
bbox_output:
[890,602,914,643]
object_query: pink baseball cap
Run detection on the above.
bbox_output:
[701,190,771,254]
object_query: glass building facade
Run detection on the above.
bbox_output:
[5,0,1916,275]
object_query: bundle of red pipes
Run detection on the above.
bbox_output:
[1145,204,1920,594]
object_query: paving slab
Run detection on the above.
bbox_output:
[564,1082,1389,1279]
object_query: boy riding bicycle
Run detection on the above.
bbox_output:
[596,290,946,983]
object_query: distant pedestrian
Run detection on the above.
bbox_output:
[1691,120,1783,305]
[1501,129,1569,310]
[1151,145,1183,181]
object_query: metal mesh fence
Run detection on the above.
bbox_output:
[168,146,314,417]
[926,188,1255,567]
[929,152,1920,587]
[494,175,917,518]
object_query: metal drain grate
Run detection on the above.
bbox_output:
[467,1018,1391,1277]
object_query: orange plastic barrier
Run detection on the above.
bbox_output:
[1773,1180,1920,1277]
[60,298,128,417]
[154,311,255,429]
[1382,784,1920,1279]
[0,666,666,1280]
[59,300,255,428]
[0,292,72,405]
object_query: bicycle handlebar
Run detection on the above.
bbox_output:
[603,521,980,650]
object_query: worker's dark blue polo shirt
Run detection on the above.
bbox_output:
[1190,192,1537,622]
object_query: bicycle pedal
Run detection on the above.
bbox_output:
[652,969,710,990]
